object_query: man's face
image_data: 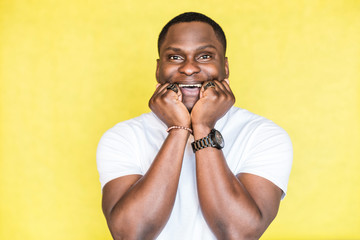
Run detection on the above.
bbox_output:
[156,21,229,111]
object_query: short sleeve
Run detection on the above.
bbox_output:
[239,121,293,199]
[96,124,143,190]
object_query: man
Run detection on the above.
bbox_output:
[97,12,292,240]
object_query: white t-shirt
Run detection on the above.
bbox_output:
[96,106,293,239]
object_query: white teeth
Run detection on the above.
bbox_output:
[178,84,202,88]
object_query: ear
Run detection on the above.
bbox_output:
[156,59,161,83]
[224,57,229,79]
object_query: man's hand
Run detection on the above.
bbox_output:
[149,83,191,128]
[191,79,235,133]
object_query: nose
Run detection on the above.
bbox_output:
[178,59,200,76]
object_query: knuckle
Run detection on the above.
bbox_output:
[160,94,168,101]
[152,97,161,106]
[209,94,218,101]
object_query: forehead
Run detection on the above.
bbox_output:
[160,22,223,54]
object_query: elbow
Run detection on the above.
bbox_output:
[107,215,160,240]
[108,223,139,240]
[238,222,265,240]
[213,214,272,240]
[107,217,127,240]
[240,224,265,240]
[227,223,266,240]
[238,213,276,240]
[107,213,136,240]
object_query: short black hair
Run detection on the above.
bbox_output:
[158,12,227,55]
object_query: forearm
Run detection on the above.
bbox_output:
[193,129,265,239]
[196,151,265,239]
[108,129,189,239]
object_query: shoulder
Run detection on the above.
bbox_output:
[219,107,291,143]
[99,112,165,141]
[222,106,281,126]
[97,112,166,159]
[96,112,166,189]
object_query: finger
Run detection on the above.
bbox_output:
[166,83,179,94]
[200,80,218,98]
[214,80,231,95]
[201,81,217,92]
[150,82,179,107]
[159,83,171,92]
[162,83,181,102]
[216,79,235,101]
[213,80,226,91]
[175,84,183,102]
[203,81,216,91]
[221,78,232,92]
[152,83,170,98]
[212,80,227,96]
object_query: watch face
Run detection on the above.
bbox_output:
[213,130,224,148]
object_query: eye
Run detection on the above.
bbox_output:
[198,54,212,61]
[168,55,183,61]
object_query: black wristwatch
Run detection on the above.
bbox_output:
[191,129,224,153]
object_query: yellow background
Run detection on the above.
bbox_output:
[1,0,359,239]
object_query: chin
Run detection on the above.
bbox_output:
[183,97,199,112]
[184,102,196,112]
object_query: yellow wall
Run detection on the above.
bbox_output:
[1,0,359,239]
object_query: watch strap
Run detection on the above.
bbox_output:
[191,135,213,153]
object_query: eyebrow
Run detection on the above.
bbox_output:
[163,44,217,52]
[196,44,217,51]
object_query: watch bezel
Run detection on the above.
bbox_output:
[209,129,224,149]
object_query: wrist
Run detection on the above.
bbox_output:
[191,128,224,152]
[167,125,193,134]
[167,122,191,129]
[192,124,212,139]
[167,127,191,138]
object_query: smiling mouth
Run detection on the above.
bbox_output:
[178,83,202,88]
[177,83,202,98]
